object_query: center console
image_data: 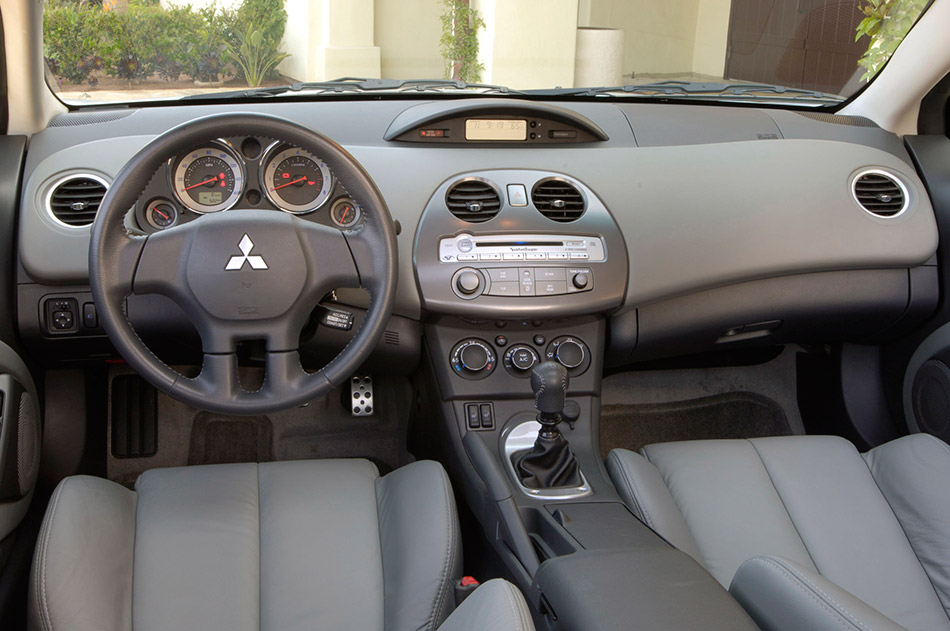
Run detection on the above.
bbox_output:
[414,170,757,629]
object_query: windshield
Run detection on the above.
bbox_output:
[43,0,930,106]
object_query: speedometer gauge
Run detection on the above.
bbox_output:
[172,144,244,213]
[262,146,332,214]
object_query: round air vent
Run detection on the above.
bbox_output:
[46,174,108,227]
[532,179,585,222]
[852,170,908,218]
[445,179,501,223]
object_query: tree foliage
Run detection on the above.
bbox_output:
[855,0,927,82]
[439,0,485,83]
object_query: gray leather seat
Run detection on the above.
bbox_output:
[606,433,950,631]
[29,459,534,631]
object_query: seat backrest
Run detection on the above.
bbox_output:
[608,435,950,630]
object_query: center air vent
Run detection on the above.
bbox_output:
[532,179,585,222]
[47,175,108,227]
[445,179,501,223]
[852,170,908,218]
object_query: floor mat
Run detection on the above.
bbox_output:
[188,413,274,465]
[107,370,413,487]
[599,391,792,458]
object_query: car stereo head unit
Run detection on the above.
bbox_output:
[439,233,607,264]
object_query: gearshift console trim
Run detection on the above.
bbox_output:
[503,420,592,499]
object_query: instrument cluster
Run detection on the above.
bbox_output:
[134,137,363,233]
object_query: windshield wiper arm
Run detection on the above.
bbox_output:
[526,80,843,102]
[181,77,524,101]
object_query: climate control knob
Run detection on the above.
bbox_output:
[545,336,591,375]
[504,344,540,376]
[460,343,490,371]
[451,339,496,379]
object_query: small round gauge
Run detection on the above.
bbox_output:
[145,199,179,230]
[262,146,332,214]
[172,144,244,213]
[329,198,362,229]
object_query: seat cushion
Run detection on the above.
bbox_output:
[607,435,950,630]
[29,459,462,631]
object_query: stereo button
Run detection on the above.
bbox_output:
[488,282,519,296]
[538,281,567,295]
[487,268,519,281]
[548,252,568,260]
[535,268,566,281]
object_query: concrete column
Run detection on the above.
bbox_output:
[280,0,381,82]
[574,27,624,87]
[473,0,579,89]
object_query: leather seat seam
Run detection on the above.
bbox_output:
[37,480,68,631]
[256,464,262,631]
[502,582,527,631]
[427,467,456,631]
[751,557,871,631]
[746,439,819,572]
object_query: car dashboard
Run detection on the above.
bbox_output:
[15,98,939,373]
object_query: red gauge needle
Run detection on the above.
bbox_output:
[154,209,170,220]
[183,176,219,191]
[273,176,307,190]
[340,206,350,223]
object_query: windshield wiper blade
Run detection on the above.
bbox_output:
[526,80,843,102]
[181,77,524,100]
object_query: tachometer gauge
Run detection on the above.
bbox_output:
[172,144,244,213]
[262,146,332,214]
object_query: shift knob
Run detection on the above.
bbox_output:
[531,361,568,416]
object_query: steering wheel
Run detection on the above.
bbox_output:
[89,113,397,415]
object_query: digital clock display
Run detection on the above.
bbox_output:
[198,191,223,205]
[465,119,527,141]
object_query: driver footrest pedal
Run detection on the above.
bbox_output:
[350,375,374,416]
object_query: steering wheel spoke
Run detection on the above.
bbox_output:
[132,226,192,300]
[297,220,362,297]
[193,352,241,399]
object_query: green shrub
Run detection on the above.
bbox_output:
[226,24,289,87]
[42,0,282,86]
[223,0,287,82]
[43,1,112,84]
[180,5,231,83]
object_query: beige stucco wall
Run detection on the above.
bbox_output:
[279,0,380,81]
[375,0,443,80]
[474,0,578,89]
[168,0,734,86]
[585,0,702,77]
[692,0,731,77]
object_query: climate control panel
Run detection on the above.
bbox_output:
[451,333,590,380]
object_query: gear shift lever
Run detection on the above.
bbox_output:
[515,362,582,488]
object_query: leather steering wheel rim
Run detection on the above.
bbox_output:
[89,112,397,415]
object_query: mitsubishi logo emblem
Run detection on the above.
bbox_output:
[225,234,268,271]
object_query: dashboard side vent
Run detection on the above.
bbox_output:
[47,175,108,227]
[852,170,908,218]
[532,179,585,222]
[445,179,501,223]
